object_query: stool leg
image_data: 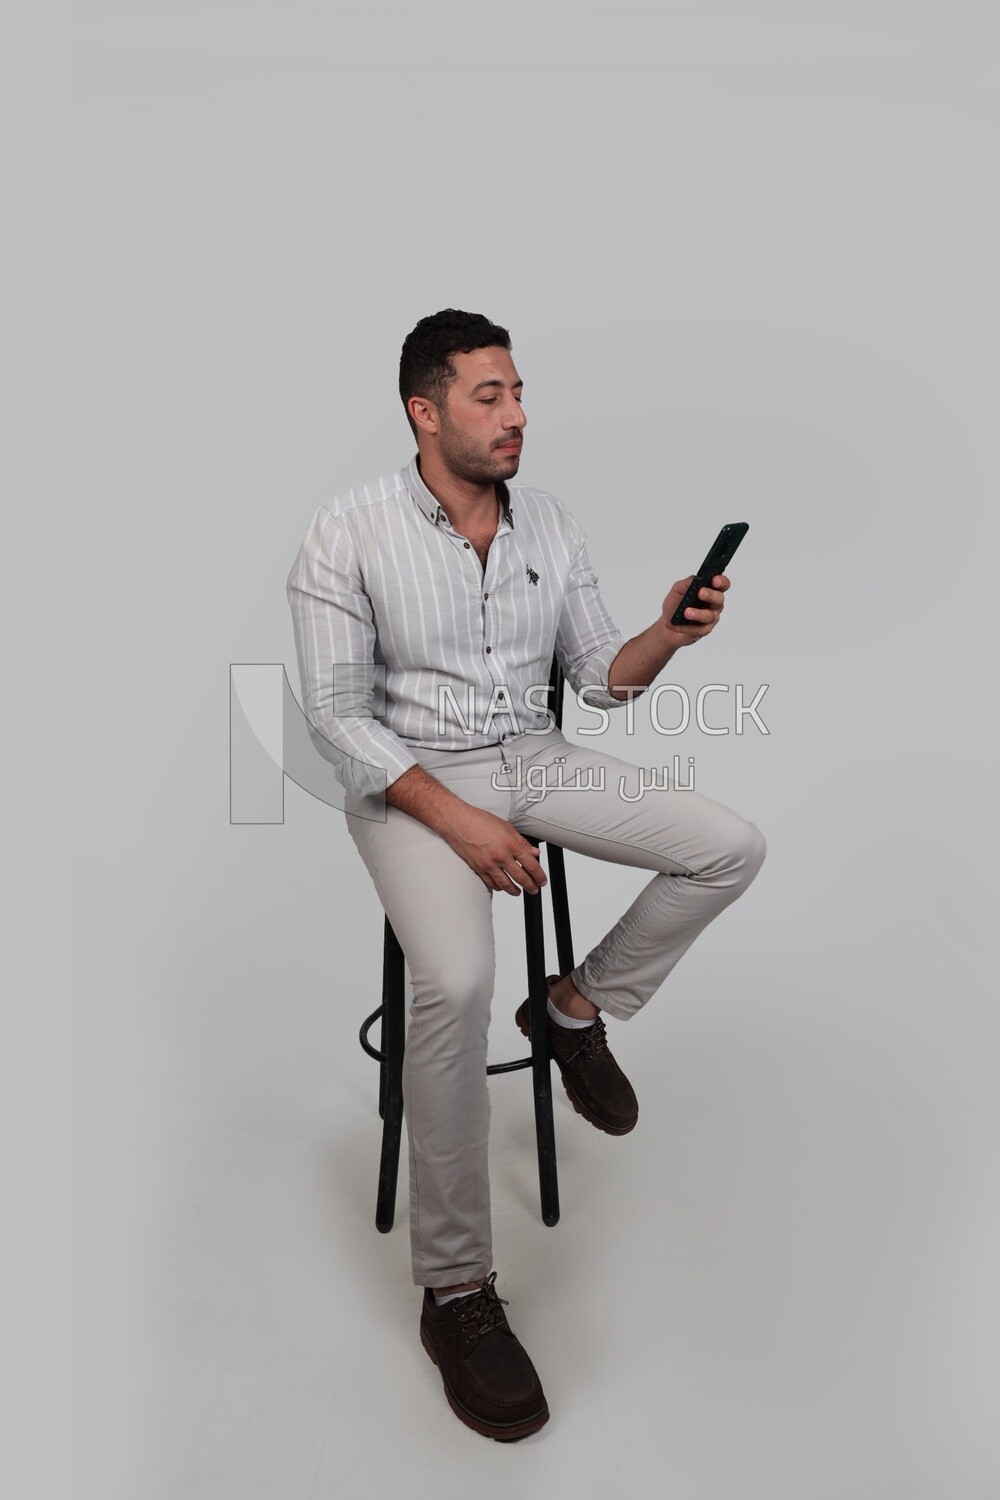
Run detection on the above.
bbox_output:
[376,916,405,1234]
[378,1008,387,1122]
[523,890,560,1227]
[546,841,575,979]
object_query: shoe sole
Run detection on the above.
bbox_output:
[420,1324,550,1441]
[516,1004,638,1136]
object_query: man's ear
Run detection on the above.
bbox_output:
[407,395,440,437]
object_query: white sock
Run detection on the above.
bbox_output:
[434,1284,483,1305]
[547,993,596,1029]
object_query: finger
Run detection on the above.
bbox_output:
[496,866,527,896]
[683,605,716,622]
[711,574,731,591]
[517,846,548,887]
[696,585,725,608]
[509,863,542,895]
[504,858,545,895]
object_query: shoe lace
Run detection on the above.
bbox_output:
[453,1270,510,1340]
[574,1014,610,1063]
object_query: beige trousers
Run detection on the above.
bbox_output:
[345,727,766,1289]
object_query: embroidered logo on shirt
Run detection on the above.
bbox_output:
[526,564,539,585]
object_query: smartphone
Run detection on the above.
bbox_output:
[670,522,749,627]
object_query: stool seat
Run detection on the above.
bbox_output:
[358,655,574,1233]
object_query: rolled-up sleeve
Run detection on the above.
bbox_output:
[286,507,419,799]
[555,526,627,711]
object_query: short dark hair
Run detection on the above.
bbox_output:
[399,308,512,438]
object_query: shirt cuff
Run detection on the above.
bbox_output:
[572,635,629,710]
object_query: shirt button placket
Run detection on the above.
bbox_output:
[483,589,505,761]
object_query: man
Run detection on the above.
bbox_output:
[286,308,766,1441]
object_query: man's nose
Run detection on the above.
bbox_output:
[504,396,527,430]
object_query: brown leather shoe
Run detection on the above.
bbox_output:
[419,1271,549,1441]
[516,974,638,1135]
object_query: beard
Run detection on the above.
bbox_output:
[438,410,521,485]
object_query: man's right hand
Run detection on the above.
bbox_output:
[445,803,548,896]
[384,763,547,895]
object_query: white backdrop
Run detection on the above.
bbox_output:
[50,3,1000,1496]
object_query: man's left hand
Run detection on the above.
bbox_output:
[659,573,730,648]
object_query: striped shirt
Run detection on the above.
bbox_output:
[286,453,627,799]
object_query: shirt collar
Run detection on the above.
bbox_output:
[403,453,514,530]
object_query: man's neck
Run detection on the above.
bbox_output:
[416,452,498,529]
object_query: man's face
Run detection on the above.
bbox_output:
[434,346,526,484]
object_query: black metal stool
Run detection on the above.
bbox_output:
[358,654,574,1234]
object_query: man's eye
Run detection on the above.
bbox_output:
[480,397,498,404]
